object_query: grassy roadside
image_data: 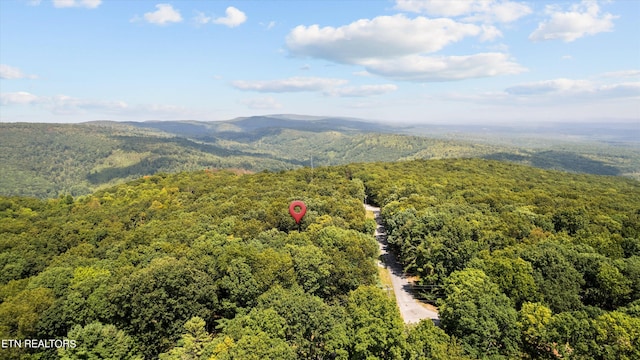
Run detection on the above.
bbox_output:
[378,266,395,299]
[365,209,375,220]
[368,208,395,300]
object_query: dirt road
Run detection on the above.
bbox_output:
[365,204,440,324]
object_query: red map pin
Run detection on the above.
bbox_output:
[289,200,307,224]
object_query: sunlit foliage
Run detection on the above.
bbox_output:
[1,159,638,359]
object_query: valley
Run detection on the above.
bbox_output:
[1,115,638,198]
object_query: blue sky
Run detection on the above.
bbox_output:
[1,0,638,124]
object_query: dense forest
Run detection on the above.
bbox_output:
[352,159,640,359]
[2,121,638,199]
[0,123,294,198]
[1,159,639,359]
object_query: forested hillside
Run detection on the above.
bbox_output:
[0,123,295,198]
[2,120,638,198]
[1,159,639,359]
[0,165,469,360]
[348,159,640,359]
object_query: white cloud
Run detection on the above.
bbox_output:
[430,78,639,123]
[231,77,347,92]
[231,76,398,98]
[0,64,37,79]
[259,21,276,30]
[597,83,640,99]
[213,6,247,28]
[142,4,183,26]
[194,11,211,25]
[466,1,532,23]
[505,78,593,95]
[415,88,638,124]
[504,78,640,100]
[56,97,194,118]
[0,91,39,105]
[324,84,398,97]
[353,71,373,77]
[395,0,532,23]
[486,42,510,52]
[395,0,472,16]
[48,94,129,115]
[362,53,526,82]
[599,70,640,79]
[0,91,199,119]
[52,0,101,8]
[479,24,503,41]
[529,1,617,42]
[286,14,524,82]
[241,96,283,110]
[286,15,483,63]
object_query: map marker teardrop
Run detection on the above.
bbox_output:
[289,200,307,224]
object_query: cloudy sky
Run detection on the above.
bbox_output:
[1,0,638,124]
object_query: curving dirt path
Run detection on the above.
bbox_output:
[365,204,440,324]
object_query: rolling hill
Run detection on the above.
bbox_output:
[1,115,638,198]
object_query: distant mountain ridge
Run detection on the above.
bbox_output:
[403,121,640,145]
[122,114,393,138]
[119,114,639,145]
[1,115,638,198]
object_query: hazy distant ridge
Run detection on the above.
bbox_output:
[1,115,638,198]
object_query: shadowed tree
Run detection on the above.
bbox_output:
[439,268,520,358]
